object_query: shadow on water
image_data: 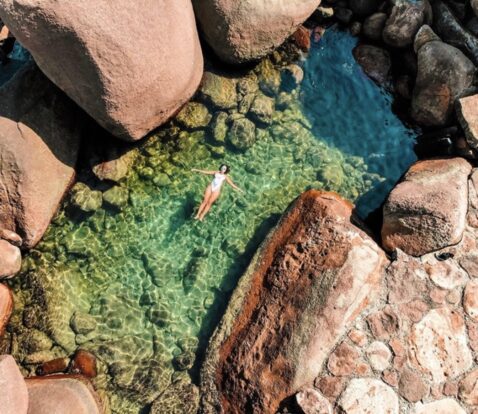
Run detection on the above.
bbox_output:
[190,212,281,383]
[300,27,417,216]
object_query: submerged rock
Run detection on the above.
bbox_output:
[200,190,387,414]
[249,93,275,125]
[192,0,321,64]
[0,0,203,141]
[102,185,129,210]
[227,117,256,151]
[151,379,199,414]
[0,62,80,249]
[25,375,104,414]
[353,44,391,86]
[200,72,237,110]
[91,146,137,183]
[411,34,476,126]
[0,355,29,414]
[70,183,103,213]
[176,102,212,130]
[382,158,472,256]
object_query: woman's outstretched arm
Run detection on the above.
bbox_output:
[226,176,245,193]
[191,168,217,175]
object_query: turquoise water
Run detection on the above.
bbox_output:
[5,27,416,413]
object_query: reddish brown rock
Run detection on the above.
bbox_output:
[0,0,203,141]
[348,329,367,347]
[457,94,478,150]
[464,280,478,321]
[0,228,22,247]
[467,320,478,352]
[353,44,391,86]
[367,306,401,340]
[0,284,13,337]
[192,0,321,64]
[0,63,80,248]
[199,191,387,414]
[0,355,29,414]
[292,26,311,52]
[315,376,346,401]
[327,342,360,376]
[382,369,399,387]
[382,158,472,256]
[459,368,478,405]
[25,375,103,414]
[400,300,429,323]
[70,350,97,378]
[443,381,458,397]
[0,239,21,279]
[398,367,429,402]
[36,357,70,376]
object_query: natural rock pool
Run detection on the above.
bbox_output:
[6,27,417,413]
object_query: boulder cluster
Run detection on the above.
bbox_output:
[0,0,478,413]
[324,0,478,160]
[201,164,478,413]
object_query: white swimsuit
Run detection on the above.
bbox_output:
[211,172,226,192]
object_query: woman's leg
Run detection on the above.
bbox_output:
[198,189,220,220]
[195,185,212,219]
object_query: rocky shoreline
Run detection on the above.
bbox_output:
[0,0,478,413]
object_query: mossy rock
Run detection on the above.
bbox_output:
[249,93,275,125]
[227,117,256,151]
[176,102,212,129]
[317,163,345,189]
[210,111,229,143]
[256,59,281,96]
[70,182,103,212]
[238,93,256,114]
[237,74,259,96]
[102,186,129,209]
[153,173,172,188]
[70,311,97,335]
[200,71,237,109]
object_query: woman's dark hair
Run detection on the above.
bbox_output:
[219,164,230,174]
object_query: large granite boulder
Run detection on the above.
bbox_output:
[25,375,104,414]
[0,355,29,414]
[192,0,321,64]
[0,0,203,141]
[0,284,13,336]
[411,29,476,127]
[200,190,387,414]
[382,158,472,256]
[0,62,80,248]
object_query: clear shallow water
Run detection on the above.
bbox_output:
[6,27,416,413]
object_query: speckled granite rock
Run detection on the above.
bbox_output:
[382,158,472,256]
[0,0,203,140]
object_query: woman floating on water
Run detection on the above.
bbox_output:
[191,164,245,221]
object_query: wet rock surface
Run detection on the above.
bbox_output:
[200,190,387,413]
